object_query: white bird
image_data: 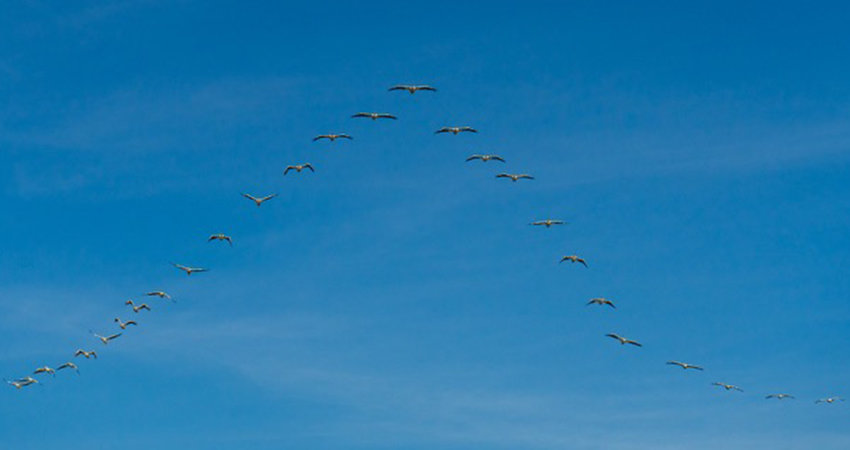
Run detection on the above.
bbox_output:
[146,291,173,301]
[606,333,642,347]
[91,331,122,345]
[496,173,534,182]
[33,366,56,377]
[766,393,795,400]
[312,133,352,142]
[56,362,80,374]
[284,163,315,175]
[242,193,277,207]
[712,382,743,392]
[530,219,566,227]
[114,317,138,330]
[587,298,616,309]
[6,377,38,389]
[208,234,233,246]
[172,263,208,276]
[74,349,98,359]
[560,255,588,267]
[667,361,704,371]
[815,397,844,404]
[388,84,436,94]
[466,154,505,163]
[435,126,476,135]
[125,300,151,313]
[351,112,397,120]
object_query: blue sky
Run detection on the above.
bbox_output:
[1,1,849,448]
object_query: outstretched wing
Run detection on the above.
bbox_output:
[417,85,437,91]
[351,112,371,118]
[460,127,478,133]
[388,85,408,91]
[304,163,315,172]
[312,135,328,141]
[466,155,482,162]
[490,155,506,162]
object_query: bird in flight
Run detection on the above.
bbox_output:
[606,333,642,347]
[766,393,795,400]
[351,112,396,120]
[560,255,588,267]
[6,377,38,389]
[146,291,172,300]
[388,84,436,94]
[114,317,138,330]
[56,362,79,374]
[33,366,56,377]
[172,263,208,276]
[242,193,277,207]
[496,173,534,182]
[91,331,122,345]
[466,154,505,163]
[712,382,743,392]
[125,300,151,313]
[312,133,352,142]
[208,234,233,246]
[284,163,315,175]
[587,298,616,308]
[435,126,476,135]
[530,219,566,228]
[74,349,98,359]
[815,397,844,404]
[666,361,704,371]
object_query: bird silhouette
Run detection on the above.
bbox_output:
[465,154,505,163]
[242,193,277,207]
[351,112,396,120]
[171,263,208,276]
[496,173,534,182]
[388,84,436,94]
[435,126,476,135]
[587,298,616,308]
[312,133,352,142]
[667,361,704,371]
[284,163,315,175]
[560,255,588,267]
[606,333,642,347]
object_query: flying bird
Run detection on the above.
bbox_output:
[815,397,844,404]
[284,163,315,175]
[312,133,352,142]
[56,362,79,374]
[587,298,616,308]
[560,255,588,267]
[465,154,505,163]
[6,377,38,389]
[91,331,122,345]
[666,361,704,371]
[114,317,138,330]
[496,173,534,182]
[145,291,172,300]
[242,193,277,207]
[124,300,151,313]
[208,234,233,246]
[766,393,795,400]
[33,366,56,377]
[530,219,566,228]
[172,263,208,276]
[435,126,476,135]
[712,382,743,392]
[606,333,642,347]
[74,349,98,359]
[351,112,396,120]
[388,84,436,94]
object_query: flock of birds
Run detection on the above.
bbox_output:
[4,83,844,408]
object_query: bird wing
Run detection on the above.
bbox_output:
[107,333,122,341]
[378,113,397,119]
[435,128,449,134]
[260,194,277,202]
[242,193,259,202]
[126,321,138,326]
[466,155,482,161]
[418,85,437,91]
[284,166,293,175]
[351,113,370,118]
[518,174,535,180]
[626,340,642,347]
[388,85,408,91]
[312,135,328,141]
[305,163,315,171]
[495,173,510,178]
[491,156,506,162]
[461,127,477,132]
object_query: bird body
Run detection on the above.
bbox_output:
[114,317,138,330]
[560,255,588,267]
[530,219,566,228]
[242,193,277,207]
[284,163,315,175]
[388,84,436,94]
[496,173,534,182]
[587,298,616,308]
[312,133,352,142]
[465,154,505,163]
[606,333,642,347]
[351,112,396,120]
[172,263,208,276]
[208,234,233,246]
[436,126,477,135]
[667,361,704,371]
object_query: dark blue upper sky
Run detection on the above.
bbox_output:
[1,1,849,449]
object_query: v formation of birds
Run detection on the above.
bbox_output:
[4,83,843,407]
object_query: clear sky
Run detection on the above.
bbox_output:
[1,1,849,449]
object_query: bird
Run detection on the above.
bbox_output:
[125,300,151,313]
[666,361,704,371]
[587,297,616,308]
[606,333,642,347]
[712,382,743,392]
[465,154,505,163]
[815,397,844,404]
[388,84,436,94]
[435,126,476,135]
[284,163,315,175]
[56,362,79,374]
[496,173,534,182]
[172,263,208,276]
[6,377,38,389]
[530,219,566,227]
[560,255,588,267]
[33,366,56,377]
[114,317,138,330]
[312,133,352,142]
[74,349,98,359]
[351,112,396,120]
[208,234,233,246]
[766,393,795,400]
[91,331,122,345]
[242,193,277,207]
[145,291,172,300]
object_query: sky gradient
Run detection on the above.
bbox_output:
[1,1,850,449]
